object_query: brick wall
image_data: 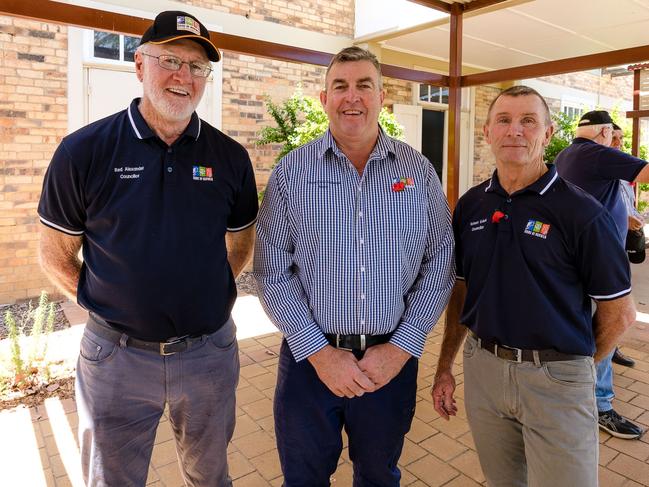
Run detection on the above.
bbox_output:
[472,85,500,185]
[221,53,326,188]
[180,0,354,37]
[0,16,68,304]
[536,71,633,104]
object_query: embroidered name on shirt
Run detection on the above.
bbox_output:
[177,16,201,35]
[193,165,213,181]
[392,177,415,192]
[524,219,551,239]
[114,165,144,180]
[469,218,487,232]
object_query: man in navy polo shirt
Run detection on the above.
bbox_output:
[555,110,648,440]
[38,11,257,487]
[431,86,637,485]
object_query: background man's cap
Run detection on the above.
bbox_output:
[578,110,613,126]
[612,122,622,131]
[140,11,220,62]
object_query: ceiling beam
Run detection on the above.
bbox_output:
[463,0,511,13]
[381,65,449,85]
[462,44,649,86]
[408,0,452,14]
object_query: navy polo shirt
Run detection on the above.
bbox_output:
[555,137,647,241]
[454,165,631,356]
[38,99,258,341]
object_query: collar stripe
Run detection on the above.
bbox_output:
[127,104,143,140]
[539,171,558,195]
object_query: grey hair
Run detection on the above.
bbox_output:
[325,46,382,89]
[486,85,552,126]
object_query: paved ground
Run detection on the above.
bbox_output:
[2,261,649,486]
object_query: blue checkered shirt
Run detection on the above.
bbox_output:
[254,129,455,361]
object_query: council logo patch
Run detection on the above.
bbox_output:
[192,165,213,181]
[524,219,550,239]
[177,16,201,35]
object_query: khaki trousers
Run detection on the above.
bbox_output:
[463,334,598,487]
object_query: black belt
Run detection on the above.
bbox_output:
[325,332,392,352]
[87,313,204,356]
[469,332,585,363]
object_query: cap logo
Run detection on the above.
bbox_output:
[177,16,201,35]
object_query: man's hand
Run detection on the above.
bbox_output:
[307,345,376,398]
[431,370,458,420]
[358,343,411,390]
[628,214,645,231]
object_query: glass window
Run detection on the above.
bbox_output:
[418,84,448,105]
[419,84,430,102]
[94,32,120,60]
[93,31,141,63]
[124,36,140,62]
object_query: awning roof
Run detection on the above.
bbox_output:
[363,0,649,74]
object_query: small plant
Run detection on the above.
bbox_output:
[2,291,56,390]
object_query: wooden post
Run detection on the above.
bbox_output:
[446,3,462,208]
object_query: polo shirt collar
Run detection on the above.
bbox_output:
[572,137,597,146]
[127,98,202,142]
[317,126,396,161]
[485,163,559,197]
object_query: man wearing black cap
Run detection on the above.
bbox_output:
[38,10,257,486]
[612,123,643,367]
[555,110,648,440]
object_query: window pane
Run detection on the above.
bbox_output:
[441,87,449,104]
[419,84,430,102]
[124,36,140,62]
[94,31,119,60]
[429,86,441,102]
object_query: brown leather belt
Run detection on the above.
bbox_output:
[469,331,585,363]
[325,332,392,352]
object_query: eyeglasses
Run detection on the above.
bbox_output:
[141,53,212,78]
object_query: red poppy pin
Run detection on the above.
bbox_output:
[491,210,506,224]
[392,177,414,192]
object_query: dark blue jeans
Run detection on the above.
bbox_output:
[274,340,418,487]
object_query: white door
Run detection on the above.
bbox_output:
[87,67,213,124]
[392,104,422,151]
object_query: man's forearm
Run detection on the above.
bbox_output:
[39,226,83,302]
[226,226,255,278]
[436,281,468,375]
[593,294,636,361]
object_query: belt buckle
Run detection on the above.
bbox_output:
[335,335,353,352]
[160,335,189,356]
[495,344,523,363]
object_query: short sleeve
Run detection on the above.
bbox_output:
[577,210,631,300]
[37,141,86,235]
[596,148,647,183]
[226,151,259,232]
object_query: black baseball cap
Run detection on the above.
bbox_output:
[140,11,221,62]
[578,110,613,126]
[612,122,622,131]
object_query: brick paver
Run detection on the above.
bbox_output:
[3,263,649,485]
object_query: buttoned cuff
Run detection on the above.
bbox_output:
[389,321,429,358]
[285,322,329,362]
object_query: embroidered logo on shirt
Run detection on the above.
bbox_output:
[524,219,550,239]
[177,16,201,35]
[391,177,415,192]
[192,165,213,181]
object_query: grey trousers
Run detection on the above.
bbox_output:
[76,318,239,487]
[463,334,598,487]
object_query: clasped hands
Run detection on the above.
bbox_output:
[307,343,411,398]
